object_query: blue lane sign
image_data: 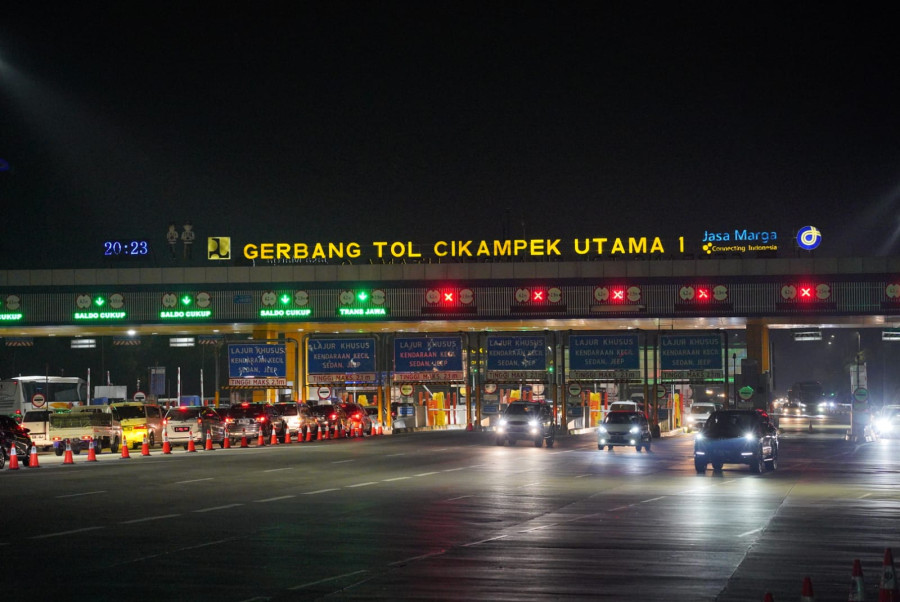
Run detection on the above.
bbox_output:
[659,334,722,371]
[485,335,546,380]
[307,338,377,384]
[393,336,464,381]
[228,343,287,378]
[569,334,639,371]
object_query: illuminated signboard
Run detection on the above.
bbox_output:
[307,338,377,384]
[159,310,212,320]
[74,294,127,321]
[659,334,723,379]
[485,335,547,381]
[568,334,640,381]
[1,295,23,321]
[160,292,213,319]
[0,313,24,322]
[336,289,388,319]
[260,308,313,318]
[228,343,286,379]
[393,336,464,382]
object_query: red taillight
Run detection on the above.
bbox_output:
[225,417,234,424]
[330,413,337,421]
[257,416,266,423]
[353,412,361,419]
[134,424,147,430]
[197,418,202,425]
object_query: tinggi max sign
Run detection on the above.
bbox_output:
[659,334,723,379]
[393,336,464,382]
[568,333,641,381]
[228,343,287,387]
[485,335,547,381]
[307,338,377,385]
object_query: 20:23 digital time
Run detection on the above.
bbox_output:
[103,240,150,256]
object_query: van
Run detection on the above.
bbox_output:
[109,402,164,449]
[22,409,52,449]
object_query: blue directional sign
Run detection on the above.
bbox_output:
[659,334,722,371]
[307,338,377,384]
[228,343,286,379]
[394,336,464,382]
[568,333,640,380]
[486,335,546,380]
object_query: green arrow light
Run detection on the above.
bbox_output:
[94,297,106,307]
[181,295,192,306]
[357,291,369,302]
[280,295,291,305]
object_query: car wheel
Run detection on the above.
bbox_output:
[644,439,651,452]
[635,443,642,452]
[765,453,777,471]
[694,459,706,473]
[597,443,603,450]
[0,448,6,469]
[546,439,554,448]
[55,446,64,457]
[149,432,156,447]
[712,462,723,471]
[751,452,764,474]
[607,445,614,451]
[110,437,119,453]
[534,438,543,448]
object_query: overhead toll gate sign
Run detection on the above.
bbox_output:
[486,335,546,381]
[659,334,723,379]
[307,338,377,384]
[393,336,464,382]
[568,334,641,381]
[228,343,287,387]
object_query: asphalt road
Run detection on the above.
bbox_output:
[2,424,897,601]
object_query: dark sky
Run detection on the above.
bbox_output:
[2,3,899,268]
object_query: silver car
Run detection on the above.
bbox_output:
[164,406,227,449]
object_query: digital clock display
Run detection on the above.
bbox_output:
[104,240,150,257]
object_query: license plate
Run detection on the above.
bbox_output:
[174,426,190,432]
[238,418,250,424]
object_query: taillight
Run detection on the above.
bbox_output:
[134,424,147,430]
[163,418,168,426]
[257,416,267,423]
[225,417,234,424]
[197,418,202,425]
[330,413,337,421]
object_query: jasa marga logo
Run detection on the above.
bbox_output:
[796,226,822,251]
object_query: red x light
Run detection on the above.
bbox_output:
[611,288,625,302]
[697,288,710,301]
[442,291,454,303]
[532,289,545,302]
[799,285,814,300]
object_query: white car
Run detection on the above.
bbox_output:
[685,403,719,432]
[875,405,900,438]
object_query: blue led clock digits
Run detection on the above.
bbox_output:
[104,240,150,256]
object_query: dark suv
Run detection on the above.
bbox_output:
[494,401,556,447]
[0,414,33,468]
[223,403,285,444]
[694,410,778,474]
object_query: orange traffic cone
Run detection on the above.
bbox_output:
[205,429,214,451]
[187,430,197,452]
[8,443,20,470]
[270,428,278,446]
[324,424,331,440]
[141,434,151,456]
[316,424,323,441]
[881,548,898,601]
[284,429,292,444]
[466,422,473,432]
[121,437,131,459]
[29,444,40,468]
[223,435,231,449]
[801,576,815,602]
[240,430,248,448]
[377,422,384,436]
[162,432,172,454]
[370,421,377,436]
[306,426,313,442]
[849,558,865,601]
[86,437,98,462]
[63,439,74,465]
[258,430,266,446]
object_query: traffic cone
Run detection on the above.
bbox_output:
[86,437,98,462]
[849,558,865,601]
[162,431,172,454]
[187,430,197,452]
[324,424,331,440]
[377,422,384,435]
[258,430,266,446]
[370,421,377,436]
[29,444,40,468]
[8,443,20,470]
[121,437,131,459]
[316,424,323,441]
[240,430,248,448]
[801,576,815,602]
[63,439,74,465]
[223,435,231,449]
[141,434,151,456]
[284,429,292,444]
[205,429,214,451]
[270,428,278,446]
[880,548,898,601]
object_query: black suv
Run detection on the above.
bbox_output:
[494,401,557,447]
[0,414,33,468]
[694,410,778,474]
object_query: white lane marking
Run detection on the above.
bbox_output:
[386,453,406,457]
[31,526,104,540]
[346,482,378,488]
[554,449,575,454]
[640,497,665,503]
[254,495,296,503]
[120,514,181,525]
[446,495,472,501]
[302,488,339,495]
[415,472,439,477]
[55,490,107,499]
[860,492,872,498]
[609,505,631,511]
[462,535,508,547]
[331,459,355,464]
[174,477,214,484]
[521,524,556,532]
[442,467,465,472]
[521,481,541,487]
[263,467,294,473]
[289,570,369,591]
[383,476,411,482]
[193,504,244,513]
[575,474,591,478]
[434,448,450,451]
[738,527,764,538]
[388,551,446,566]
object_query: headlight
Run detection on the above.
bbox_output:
[629,426,640,434]
[695,433,704,440]
[744,432,756,441]
[529,419,540,428]
[687,416,695,423]
[597,426,608,434]
[877,419,890,432]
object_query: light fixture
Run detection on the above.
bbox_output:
[793,330,822,342]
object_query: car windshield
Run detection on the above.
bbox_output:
[112,405,146,420]
[166,408,202,422]
[309,406,336,417]
[605,412,640,424]
[505,404,538,415]
[23,410,50,422]
[704,413,759,437]
[277,405,298,416]
[225,406,265,419]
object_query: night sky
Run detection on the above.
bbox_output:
[1,3,899,268]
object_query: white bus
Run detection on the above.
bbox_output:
[0,376,89,419]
